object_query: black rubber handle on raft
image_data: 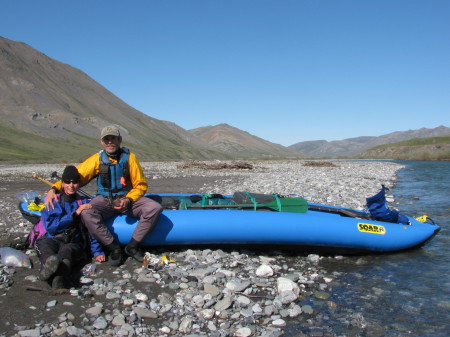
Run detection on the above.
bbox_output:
[308,204,371,219]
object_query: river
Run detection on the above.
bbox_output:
[287,161,450,337]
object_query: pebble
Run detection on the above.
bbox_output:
[133,307,158,319]
[235,327,252,336]
[46,300,57,308]
[86,306,102,316]
[272,318,286,327]
[314,291,331,300]
[214,296,233,311]
[0,160,404,336]
[256,264,274,277]
[66,326,85,336]
[93,316,108,330]
[18,329,40,337]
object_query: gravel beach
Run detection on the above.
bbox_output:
[0,160,403,337]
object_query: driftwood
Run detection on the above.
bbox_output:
[25,285,70,295]
[177,161,254,170]
[302,161,339,168]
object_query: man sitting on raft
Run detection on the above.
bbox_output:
[45,125,163,266]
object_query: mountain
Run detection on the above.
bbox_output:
[289,126,450,158]
[360,135,450,160]
[188,123,304,159]
[1,36,232,162]
[0,36,306,163]
[3,36,444,163]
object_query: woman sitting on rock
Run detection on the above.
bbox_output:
[36,165,105,289]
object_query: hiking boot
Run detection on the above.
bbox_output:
[124,244,145,262]
[109,248,124,266]
[52,275,65,289]
[105,241,124,266]
[39,255,60,281]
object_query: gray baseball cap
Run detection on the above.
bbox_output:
[101,125,120,139]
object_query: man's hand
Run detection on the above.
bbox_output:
[113,197,131,212]
[45,189,59,210]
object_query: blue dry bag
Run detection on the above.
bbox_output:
[366,185,409,224]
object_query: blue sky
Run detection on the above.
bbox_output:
[2,1,449,146]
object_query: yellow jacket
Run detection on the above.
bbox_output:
[52,150,147,202]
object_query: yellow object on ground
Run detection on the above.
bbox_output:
[161,255,175,264]
[27,202,45,211]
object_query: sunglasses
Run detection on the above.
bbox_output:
[63,180,80,184]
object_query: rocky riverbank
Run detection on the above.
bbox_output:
[0,160,403,337]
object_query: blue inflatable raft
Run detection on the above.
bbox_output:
[19,190,440,254]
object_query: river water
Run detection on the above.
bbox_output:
[287,161,450,337]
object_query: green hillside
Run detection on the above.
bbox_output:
[0,123,232,164]
[360,136,450,160]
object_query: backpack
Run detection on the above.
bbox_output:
[27,196,83,248]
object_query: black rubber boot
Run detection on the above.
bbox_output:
[106,241,124,266]
[124,239,145,262]
[51,275,65,289]
[52,258,71,289]
[39,255,60,281]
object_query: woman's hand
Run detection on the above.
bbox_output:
[75,203,92,216]
[94,254,106,263]
[45,189,59,210]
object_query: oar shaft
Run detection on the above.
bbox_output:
[32,173,53,187]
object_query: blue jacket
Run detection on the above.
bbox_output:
[41,195,103,257]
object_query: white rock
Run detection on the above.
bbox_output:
[252,303,263,313]
[46,300,57,308]
[277,277,300,295]
[123,298,134,306]
[198,308,215,320]
[277,290,298,304]
[288,304,302,317]
[307,254,320,264]
[272,318,286,327]
[135,293,148,302]
[235,327,252,337]
[256,264,274,277]
[160,326,171,333]
[179,316,193,333]
[79,276,93,284]
[86,306,102,316]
